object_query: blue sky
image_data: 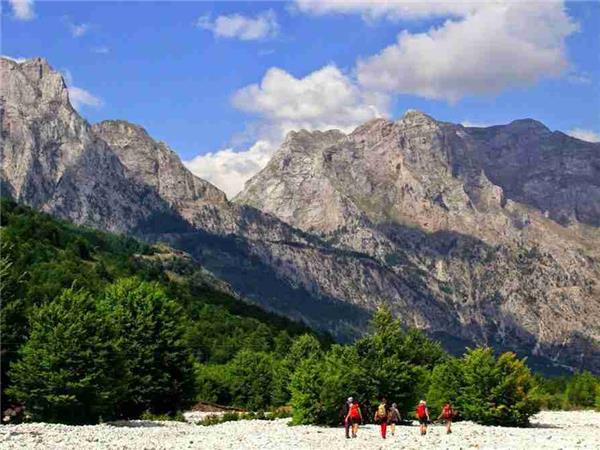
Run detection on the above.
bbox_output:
[3,1,599,197]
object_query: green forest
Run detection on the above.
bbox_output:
[1,199,598,426]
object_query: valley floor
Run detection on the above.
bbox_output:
[0,410,597,450]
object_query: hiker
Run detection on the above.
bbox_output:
[416,400,430,435]
[388,402,401,436]
[345,398,363,438]
[374,397,389,439]
[437,401,454,434]
[340,397,353,438]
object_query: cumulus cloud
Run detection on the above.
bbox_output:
[186,64,386,196]
[197,10,279,41]
[8,0,35,21]
[232,64,386,137]
[567,128,600,143]
[184,140,276,198]
[356,2,578,102]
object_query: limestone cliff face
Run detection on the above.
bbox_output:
[0,57,182,233]
[236,111,600,372]
[2,57,598,373]
[92,120,227,224]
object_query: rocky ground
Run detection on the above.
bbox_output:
[0,411,598,449]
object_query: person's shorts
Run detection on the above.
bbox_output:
[418,417,428,425]
[349,417,361,425]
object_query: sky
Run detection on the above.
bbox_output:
[2,0,600,198]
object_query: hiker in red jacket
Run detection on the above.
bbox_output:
[416,400,430,435]
[345,398,363,438]
[437,402,454,434]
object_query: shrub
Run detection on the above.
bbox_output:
[103,278,195,418]
[6,289,122,424]
[140,411,186,422]
[194,363,234,405]
[227,350,275,410]
[459,348,540,426]
[564,371,598,409]
[426,357,464,416]
[272,334,323,406]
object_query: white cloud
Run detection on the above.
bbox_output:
[186,64,386,196]
[60,69,103,110]
[184,140,276,199]
[357,2,576,102]
[70,22,90,37]
[197,10,279,41]
[461,120,492,128]
[1,55,28,63]
[566,128,600,143]
[295,0,479,21]
[8,0,35,21]
[356,2,578,102]
[68,86,103,110]
[232,64,386,137]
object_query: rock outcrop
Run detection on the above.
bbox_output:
[0,57,187,234]
[236,111,600,372]
[2,57,598,373]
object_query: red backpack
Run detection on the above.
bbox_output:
[416,404,427,419]
[443,404,453,419]
[349,403,360,418]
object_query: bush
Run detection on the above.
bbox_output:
[272,334,323,406]
[194,363,234,405]
[426,357,464,416]
[6,289,123,424]
[290,307,445,425]
[140,411,186,422]
[355,307,444,417]
[103,278,195,418]
[227,350,275,410]
[459,348,540,426]
[564,371,597,409]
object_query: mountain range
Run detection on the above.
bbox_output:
[1,57,598,373]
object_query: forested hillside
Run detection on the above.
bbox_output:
[0,199,330,422]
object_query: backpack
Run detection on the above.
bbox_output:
[416,404,427,419]
[443,404,453,419]
[377,403,386,418]
[349,403,360,418]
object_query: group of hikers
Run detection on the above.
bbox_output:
[340,397,454,439]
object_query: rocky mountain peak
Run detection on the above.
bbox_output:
[1,56,69,107]
[398,109,439,127]
[282,128,347,153]
[505,118,551,134]
[91,120,227,218]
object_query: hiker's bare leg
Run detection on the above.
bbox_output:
[391,423,395,435]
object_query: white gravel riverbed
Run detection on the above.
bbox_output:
[1,410,598,449]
